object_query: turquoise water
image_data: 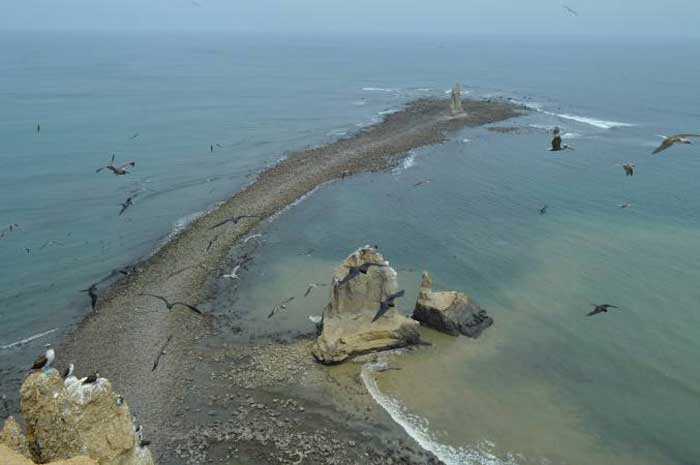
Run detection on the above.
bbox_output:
[2,32,700,464]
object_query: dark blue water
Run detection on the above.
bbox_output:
[2,31,699,465]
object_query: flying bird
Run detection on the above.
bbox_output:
[336,262,385,287]
[372,290,405,322]
[587,304,618,317]
[119,196,135,216]
[618,203,632,209]
[209,215,260,230]
[129,133,139,140]
[563,4,578,16]
[80,284,99,311]
[37,124,41,133]
[267,297,295,319]
[96,154,136,176]
[550,127,574,151]
[40,240,64,250]
[210,145,214,153]
[304,282,328,297]
[652,134,700,154]
[539,205,548,215]
[623,163,635,176]
[413,179,432,187]
[222,264,242,279]
[31,347,55,371]
[140,293,204,315]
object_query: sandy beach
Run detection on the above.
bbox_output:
[59,97,521,465]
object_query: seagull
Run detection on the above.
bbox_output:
[587,304,618,317]
[652,134,700,154]
[80,284,99,311]
[299,248,314,256]
[119,196,135,216]
[550,127,574,151]
[413,179,432,187]
[129,133,139,140]
[222,264,242,279]
[304,282,328,297]
[336,262,386,287]
[372,290,405,322]
[140,293,204,315]
[623,163,635,176]
[309,314,323,334]
[81,373,99,385]
[24,247,31,254]
[539,205,548,215]
[209,215,260,230]
[563,4,578,16]
[618,203,632,209]
[96,154,136,176]
[40,240,64,250]
[31,347,55,371]
[267,297,295,319]
[62,363,75,379]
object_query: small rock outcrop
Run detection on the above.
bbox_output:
[412,272,493,338]
[1,416,31,458]
[0,444,97,465]
[450,81,464,115]
[312,246,421,364]
[16,369,153,465]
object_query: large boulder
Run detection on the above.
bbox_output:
[312,246,421,364]
[0,444,97,465]
[412,272,493,338]
[1,416,31,458]
[19,369,153,465]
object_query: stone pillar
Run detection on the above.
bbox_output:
[450,81,464,115]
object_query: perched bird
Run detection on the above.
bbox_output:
[31,347,55,371]
[140,293,203,315]
[81,373,99,385]
[587,304,619,317]
[116,395,124,407]
[62,363,75,379]
[623,163,635,176]
[652,134,700,154]
[563,4,578,16]
[304,282,328,297]
[119,196,135,216]
[267,297,295,319]
[336,262,385,287]
[80,284,99,311]
[539,205,548,215]
[309,314,323,334]
[209,215,260,230]
[550,127,574,151]
[372,290,406,322]
[222,264,242,279]
[96,154,136,176]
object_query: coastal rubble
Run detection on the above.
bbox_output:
[0,369,154,465]
[412,271,493,337]
[312,246,421,363]
[0,444,96,465]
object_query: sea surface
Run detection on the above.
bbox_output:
[2,31,700,465]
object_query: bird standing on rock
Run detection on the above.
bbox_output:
[31,347,55,371]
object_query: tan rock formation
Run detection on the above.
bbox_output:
[0,417,31,458]
[0,444,97,465]
[312,246,421,364]
[412,271,493,338]
[19,369,153,465]
[450,81,464,115]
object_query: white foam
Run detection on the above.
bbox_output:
[562,132,582,139]
[393,152,417,174]
[1,328,57,350]
[462,138,472,143]
[546,112,635,129]
[378,108,400,116]
[362,87,397,93]
[361,359,518,465]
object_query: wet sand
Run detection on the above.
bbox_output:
[60,97,521,464]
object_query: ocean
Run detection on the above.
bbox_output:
[2,31,699,465]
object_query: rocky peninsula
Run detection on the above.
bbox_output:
[40,94,522,464]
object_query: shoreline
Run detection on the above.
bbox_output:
[57,97,521,464]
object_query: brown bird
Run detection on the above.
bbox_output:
[140,293,203,315]
[652,134,700,154]
[623,163,635,176]
[587,304,618,317]
[372,290,405,322]
[96,154,135,175]
[550,127,574,151]
[209,215,260,230]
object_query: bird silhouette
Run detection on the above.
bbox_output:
[80,284,98,311]
[267,297,295,319]
[96,154,135,175]
[140,293,203,315]
[119,196,135,216]
[652,134,700,154]
[539,205,548,215]
[336,262,386,287]
[372,290,405,322]
[623,163,635,176]
[587,304,619,317]
[209,215,260,230]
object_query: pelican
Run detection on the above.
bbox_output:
[652,134,700,154]
[96,154,135,176]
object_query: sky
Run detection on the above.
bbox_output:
[0,0,698,37]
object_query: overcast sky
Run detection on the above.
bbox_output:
[1,0,697,37]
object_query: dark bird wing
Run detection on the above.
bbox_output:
[118,161,136,169]
[31,354,47,370]
[602,304,619,310]
[387,289,405,303]
[209,218,232,230]
[172,302,203,315]
[337,267,360,286]
[304,285,314,297]
[586,306,605,317]
[267,305,279,319]
[141,293,170,307]
[652,138,674,154]
[281,297,295,305]
[371,302,390,323]
[119,202,130,216]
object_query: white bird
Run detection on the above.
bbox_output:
[31,347,55,371]
[304,282,328,297]
[222,264,241,279]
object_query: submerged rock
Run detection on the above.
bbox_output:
[312,246,421,364]
[412,271,493,338]
[19,369,153,465]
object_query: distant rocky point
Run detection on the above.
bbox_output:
[412,271,493,338]
[0,369,153,465]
